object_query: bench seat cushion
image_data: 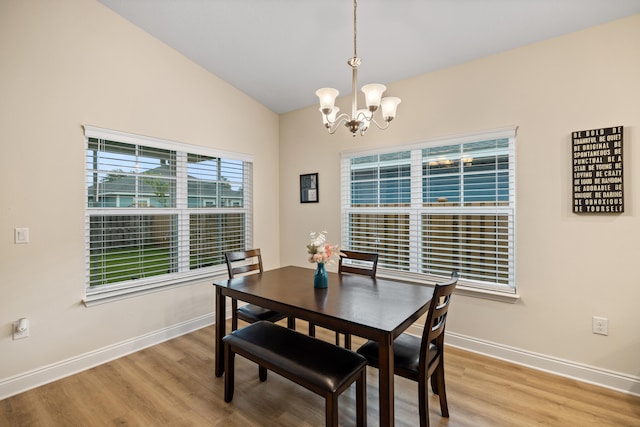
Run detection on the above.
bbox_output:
[223,321,367,393]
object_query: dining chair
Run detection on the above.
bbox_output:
[225,249,295,331]
[356,272,458,427]
[338,250,379,278]
[309,250,379,349]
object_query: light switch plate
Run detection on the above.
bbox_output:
[15,228,29,244]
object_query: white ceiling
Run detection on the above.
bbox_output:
[97,0,640,114]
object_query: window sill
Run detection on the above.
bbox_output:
[376,270,520,304]
[83,269,228,307]
[453,284,520,303]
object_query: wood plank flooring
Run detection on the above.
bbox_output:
[1,320,639,426]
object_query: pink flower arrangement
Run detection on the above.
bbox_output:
[306,231,340,264]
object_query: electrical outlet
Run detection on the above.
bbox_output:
[13,318,30,340]
[592,316,608,336]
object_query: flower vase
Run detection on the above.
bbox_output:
[314,262,328,289]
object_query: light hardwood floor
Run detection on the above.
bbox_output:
[1,320,639,426]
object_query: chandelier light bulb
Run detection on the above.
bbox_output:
[316,88,339,114]
[380,97,401,122]
[361,84,386,111]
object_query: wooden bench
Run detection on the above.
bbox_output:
[223,320,367,427]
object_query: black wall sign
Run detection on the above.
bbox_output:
[572,126,623,213]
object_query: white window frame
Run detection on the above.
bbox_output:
[341,127,519,302]
[83,125,253,305]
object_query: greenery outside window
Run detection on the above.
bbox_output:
[341,127,516,293]
[84,126,252,304]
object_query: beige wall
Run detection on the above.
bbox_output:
[0,0,279,380]
[280,15,640,380]
[1,0,638,397]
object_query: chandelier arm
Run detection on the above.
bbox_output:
[369,117,391,131]
[325,113,351,134]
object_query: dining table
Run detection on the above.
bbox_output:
[212,265,435,427]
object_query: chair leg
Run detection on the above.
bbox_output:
[418,375,429,427]
[287,316,296,330]
[434,363,449,417]
[335,332,340,346]
[344,333,352,350]
[356,369,367,427]
[309,323,316,337]
[224,344,235,403]
[259,365,268,382]
[326,393,339,427]
[231,298,238,331]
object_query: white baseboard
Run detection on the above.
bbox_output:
[408,324,640,397]
[3,316,638,400]
[0,313,215,401]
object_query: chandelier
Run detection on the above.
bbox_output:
[315,0,401,137]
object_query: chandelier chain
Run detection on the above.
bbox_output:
[353,0,358,58]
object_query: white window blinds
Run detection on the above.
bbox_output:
[341,127,516,292]
[84,126,253,304]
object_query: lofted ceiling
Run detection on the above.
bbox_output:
[97,0,640,114]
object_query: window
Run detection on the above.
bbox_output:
[84,126,252,304]
[341,127,516,293]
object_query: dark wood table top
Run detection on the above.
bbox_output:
[213,265,435,340]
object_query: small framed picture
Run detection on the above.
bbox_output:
[300,173,319,203]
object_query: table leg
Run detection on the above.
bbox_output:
[378,334,395,427]
[215,287,226,377]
